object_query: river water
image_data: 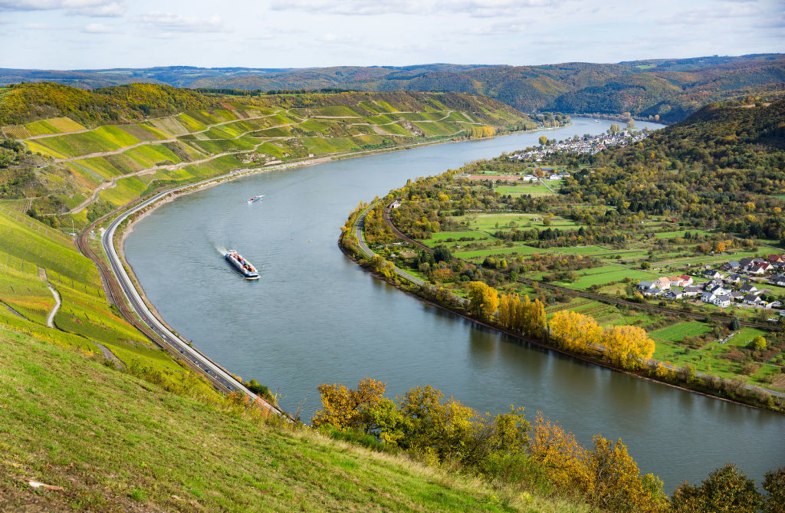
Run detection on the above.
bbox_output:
[124,118,784,490]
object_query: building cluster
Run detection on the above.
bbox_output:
[508,129,649,162]
[638,255,785,310]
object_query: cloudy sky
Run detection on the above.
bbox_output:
[0,0,782,69]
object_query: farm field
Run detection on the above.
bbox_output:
[651,322,779,387]
[495,182,560,196]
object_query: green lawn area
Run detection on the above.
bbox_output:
[495,181,560,197]
[556,264,658,290]
[650,321,712,345]
[454,244,543,260]
[653,229,712,239]
[458,213,580,232]
[421,230,493,247]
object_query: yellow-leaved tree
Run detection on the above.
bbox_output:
[498,293,547,338]
[530,413,593,498]
[601,325,656,370]
[520,294,547,337]
[589,436,668,513]
[312,377,386,430]
[466,281,499,321]
[548,310,602,353]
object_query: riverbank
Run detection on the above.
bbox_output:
[340,201,785,414]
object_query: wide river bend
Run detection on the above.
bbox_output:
[124,118,784,490]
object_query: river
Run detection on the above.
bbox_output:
[124,118,785,490]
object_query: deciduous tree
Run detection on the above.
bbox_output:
[466,281,499,321]
[549,310,602,353]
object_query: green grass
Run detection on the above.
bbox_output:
[0,257,53,325]
[459,213,580,233]
[495,183,559,196]
[25,117,85,136]
[650,322,712,345]
[0,327,586,513]
[653,229,712,239]
[555,265,658,290]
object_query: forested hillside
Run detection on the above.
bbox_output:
[560,98,785,239]
[2,54,783,122]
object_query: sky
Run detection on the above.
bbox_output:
[0,0,783,69]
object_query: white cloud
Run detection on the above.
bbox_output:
[82,21,112,33]
[0,0,125,17]
[269,0,555,17]
[138,12,227,33]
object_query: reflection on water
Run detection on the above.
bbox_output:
[125,118,784,490]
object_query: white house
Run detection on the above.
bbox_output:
[712,294,732,308]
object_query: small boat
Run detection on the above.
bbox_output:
[247,194,264,204]
[224,250,259,280]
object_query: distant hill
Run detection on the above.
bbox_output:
[2,54,784,122]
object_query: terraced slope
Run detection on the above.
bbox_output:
[0,84,533,224]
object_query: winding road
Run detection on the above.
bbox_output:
[46,284,60,328]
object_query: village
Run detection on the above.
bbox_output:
[507,126,650,162]
[638,254,785,313]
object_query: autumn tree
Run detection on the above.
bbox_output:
[312,377,386,430]
[529,413,593,497]
[498,293,547,338]
[521,295,547,337]
[751,336,767,352]
[548,310,602,353]
[466,281,499,321]
[763,467,785,513]
[397,385,477,464]
[601,325,656,369]
[498,293,518,329]
[671,464,762,513]
[588,436,668,513]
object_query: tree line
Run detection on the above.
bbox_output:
[312,377,784,513]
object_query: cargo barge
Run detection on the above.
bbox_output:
[225,250,259,280]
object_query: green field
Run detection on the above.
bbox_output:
[557,265,658,290]
[650,321,713,344]
[459,213,580,232]
[0,206,208,396]
[495,181,561,196]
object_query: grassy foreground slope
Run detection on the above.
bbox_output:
[0,326,585,513]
